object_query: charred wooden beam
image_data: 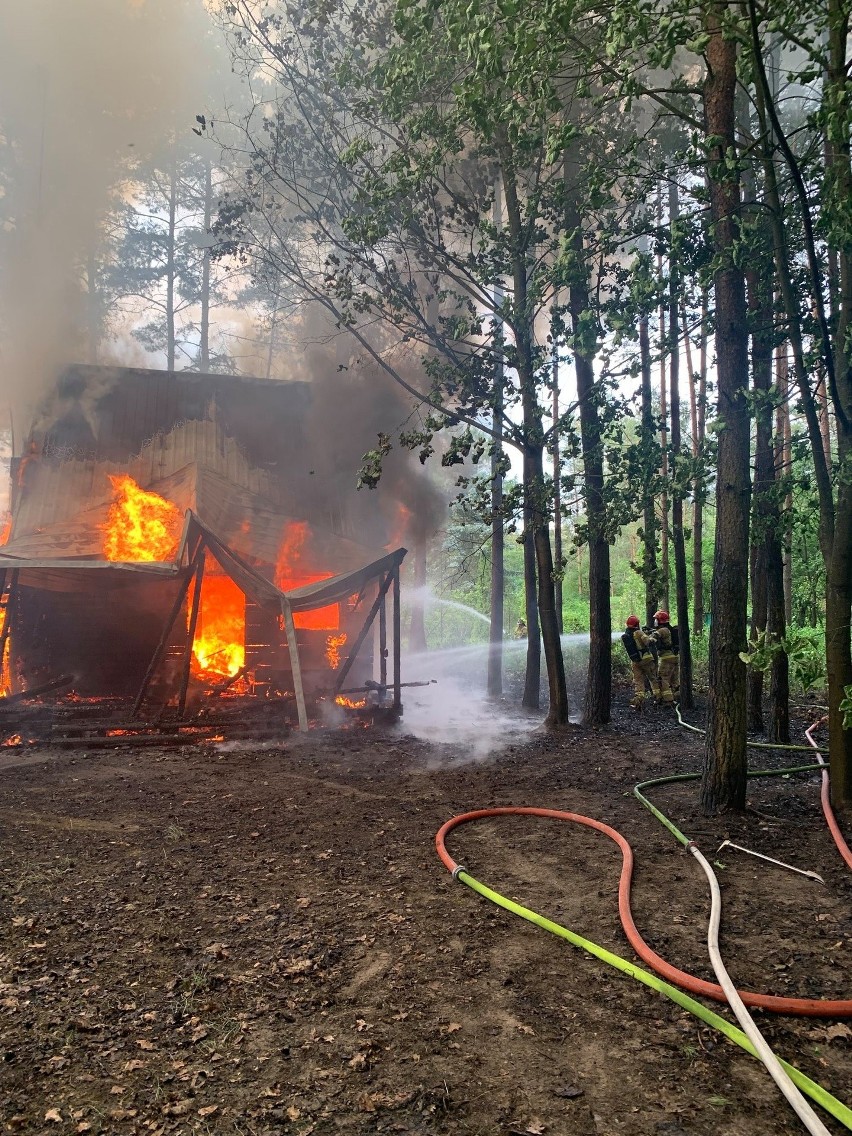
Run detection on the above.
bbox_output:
[332,571,394,697]
[177,552,206,717]
[0,673,74,708]
[132,544,204,719]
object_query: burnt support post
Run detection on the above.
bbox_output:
[177,552,206,717]
[132,544,204,719]
[281,597,308,732]
[332,571,395,696]
[0,569,19,689]
[379,587,388,687]
[392,565,401,713]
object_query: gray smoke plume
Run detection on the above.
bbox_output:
[0,0,227,440]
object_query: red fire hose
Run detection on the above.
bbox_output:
[436,806,852,1018]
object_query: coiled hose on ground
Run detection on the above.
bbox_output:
[436,726,852,1131]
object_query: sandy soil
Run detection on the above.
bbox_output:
[1,689,851,1136]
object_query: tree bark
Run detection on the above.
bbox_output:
[522,477,541,710]
[501,160,568,723]
[668,182,692,708]
[552,352,564,635]
[200,159,213,372]
[487,374,505,697]
[701,6,751,814]
[166,164,178,372]
[683,290,707,635]
[565,148,610,725]
[639,309,659,626]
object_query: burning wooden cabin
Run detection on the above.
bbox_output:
[0,365,407,729]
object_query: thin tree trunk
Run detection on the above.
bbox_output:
[775,347,793,625]
[488,176,506,698]
[683,291,707,634]
[501,159,566,721]
[668,181,692,708]
[701,6,751,814]
[522,486,541,710]
[745,253,772,734]
[488,360,505,697]
[565,149,610,725]
[166,164,178,372]
[657,187,670,609]
[552,351,563,635]
[639,309,658,626]
[200,159,212,372]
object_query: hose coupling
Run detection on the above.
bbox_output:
[451,865,468,881]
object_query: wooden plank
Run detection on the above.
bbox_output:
[281,597,308,732]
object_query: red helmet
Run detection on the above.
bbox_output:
[626,615,640,628]
[654,610,670,623]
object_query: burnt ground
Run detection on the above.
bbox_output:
[1,688,851,1136]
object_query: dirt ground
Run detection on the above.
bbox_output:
[1,688,851,1136]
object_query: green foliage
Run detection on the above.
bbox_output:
[841,686,852,731]
[739,627,827,695]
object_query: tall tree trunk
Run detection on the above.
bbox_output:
[750,0,852,804]
[668,182,692,708]
[522,482,541,710]
[775,347,793,625]
[488,361,505,697]
[565,149,610,725]
[701,6,751,814]
[552,351,563,634]
[501,158,568,723]
[683,290,707,634]
[200,159,212,372]
[166,164,178,372]
[639,308,659,626]
[488,178,506,697]
[656,191,670,609]
[745,254,771,734]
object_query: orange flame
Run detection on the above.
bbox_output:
[326,632,347,669]
[275,521,338,630]
[335,695,367,709]
[101,475,182,562]
[2,734,22,746]
[191,573,245,680]
[0,514,11,547]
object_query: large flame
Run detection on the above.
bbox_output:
[0,514,11,547]
[275,521,338,630]
[101,475,182,562]
[326,632,347,669]
[191,573,245,679]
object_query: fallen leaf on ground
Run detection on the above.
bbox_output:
[553,1085,584,1099]
[44,1110,62,1124]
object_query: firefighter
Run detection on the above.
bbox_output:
[652,610,679,704]
[621,615,659,709]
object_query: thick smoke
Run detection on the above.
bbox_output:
[0,0,224,437]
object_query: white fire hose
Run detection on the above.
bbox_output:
[687,841,832,1136]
